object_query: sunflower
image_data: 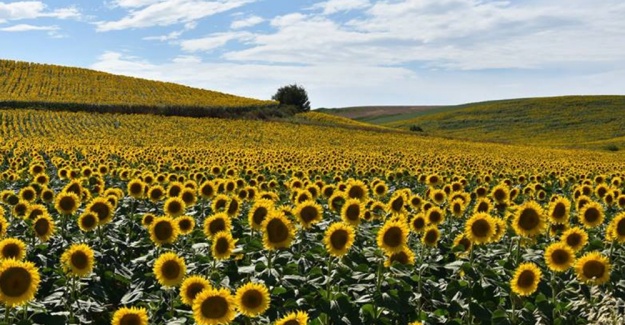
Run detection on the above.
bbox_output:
[323,222,355,257]
[387,192,407,214]
[211,194,230,213]
[18,187,37,203]
[410,214,427,233]
[544,242,575,272]
[25,204,46,221]
[192,288,236,325]
[346,180,369,202]
[180,188,198,207]
[384,246,416,268]
[491,217,507,242]
[147,185,165,203]
[180,275,212,306]
[510,262,541,296]
[149,216,180,246]
[294,201,323,229]
[0,215,7,238]
[212,231,237,260]
[425,206,445,226]
[40,187,55,203]
[548,197,570,224]
[512,201,546,237]
[608,212,625,243]
[421,226,440,247]
[449,198,465,218]
[199,180,216,199]
[453,233,472,255]
[0,259,40,306]
[127,179,146,199]
[33,214,55,242]
[111,306,149,325]
[578,201,604,229]
[377,220,409,254]
[248,199,274,231]
[86,197,115,225]
[153,252,186,287]
[341,199,364,226]
[262,212,295,251]
[429,189,447,205]
[12,200,29,219]
[60,243,95,277]
[473,198,492,214]
[78,212,99,232]
[176,215,195,235]
[54,191,80,215]
[164,196,186,218]
[328,192,346,212]
[464,213,495,244]
[560,227,588,252]
[490,184,510,204]
[141,213,156,228]
[574,252,611,285]
[0,238,26,260]
[275,311,309,325]
[203,213,232,238]
[235,282,271,317]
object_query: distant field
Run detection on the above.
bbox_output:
[318,105,442,124]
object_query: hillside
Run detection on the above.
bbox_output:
[340,96,625,150]
[318,105,441,123]
[0,59,280,117]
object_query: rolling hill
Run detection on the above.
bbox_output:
[326,96,625,150]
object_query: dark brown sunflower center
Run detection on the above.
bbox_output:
[453,203,462,214]
[215,238,229,255]
[476,202,489,212]
[551,249,570,265]
[162,260,181,280]
[82,214,98,228]
[299,206,319,223]
[375,185,385,195]
[14,204,27,215]
[167,201,183,215]
[266,219,289,243]
[617,219,625,236]
[471,219,491,238]
[185,283,206,302]
[154,221,173,241]
[130,183,143,195]
[242,290,263,309]
[345,204,360,221]
[2,244,21,259]
[383,227,403,247]
[34,218,50,236]
[348,186,365,200]
[428,211,442,224]
[0,267,31,297]
[493,189,507,202]
[119,314,141,325]
[90,202,110,220]
[150,189,163,200]
[179,219,192,232]
[518,208,540,230]
[201,296,228,319]
[283,320,299,325]
[584,208,600,223]
[424,229,438,244]
[182,192,195,204]
[209,219,226,235]
[552,203,567,220]
[168,186,181,197]
[433,193,445,202]
[214,199,227,211]
[566,233,582,248]
[227,200,239,215]
[71,251,89,270]
[390,251,409,264]
[391,197,404,212]
[330,229,349,249]
[59,196,77,213]
[412,217,425,230]
[582,260,605,279]
[458,238,471,251]
[252,207,268,226]
[22,190,36,201]
[517,270,535,288]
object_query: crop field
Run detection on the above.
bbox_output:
[0,108,625,325]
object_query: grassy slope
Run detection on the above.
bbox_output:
[0,59,275,108]
[381,96,625,150]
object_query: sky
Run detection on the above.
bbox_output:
[1,0,624,108]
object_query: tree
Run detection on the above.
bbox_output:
[272,84,310,112]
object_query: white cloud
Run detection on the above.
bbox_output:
[96,0,255,31]
[0,23,58,32]
[180,31,252,52]
[230,15,263,29]
[310,0,370,15]
[0,1,79,22]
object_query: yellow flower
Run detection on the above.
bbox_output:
[275,310,309,325]
[544,242,575,272]
[192,288,236,325]
[0,238,27,260]
[149,216,180,246]
[248,199,274,231]
[261,212,295,251]
[111,306,149,325]
[510,262,541,296]
[574,251,611,285]
[341,198,364,226]
[464,212,495,244]
[54,191,80,215]
[235,282,271,317]
[180,275,212,306]
[560,227,588,252]
[578,201,604,228]
[512,201,546,237]
[377,219,408,254]
[323,222,355,257]
[203,213,232,238]
[0,259,41,306]
[608,212,625,243]
[153,252,186,287]
[163,196,186,218]
[60,243,95,277]
[211,231,237,260]
[295,200,323,229]
[384,246,415,267]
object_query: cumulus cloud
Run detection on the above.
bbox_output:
[230,15,263,29]
[310,0,370,15]
[0,1,79,22]
[0,23,58,31]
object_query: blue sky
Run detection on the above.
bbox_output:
[1,0,624,108]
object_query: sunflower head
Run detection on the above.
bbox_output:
[203,213,232,239]
[164,196,186,218]
[211,231,237,260]
[512,201,546,237]
[261,212,295,251]
[78,212,99,232]
[341,199,364,226]
[192,288,236,325]
[464,213,495,245]
[578,201,604,229]
[574,251,611,285]
[54,191,81,215]
[453,233,472,255]
[153,252,186,287]
[235,282,271,317]
[544,242,575,272]
[0,259,40,306]
[377,219,409,254]
[560,227,588,251]
[323,222,355,257]
[61,243,95,277]
[295,200,323,229]
[149,216,180,246]
[548,196,570,224]
[510,262,541,296]
[180,188,198,207]
[147,185,165,203]
[33,214,55,242]
[609,212,625,243]
[275,310,309,325]
[0,238,26,260]
[426,206,445,226]
[421,225,440,247]
[87,197,114,225]
[248,199,274,231]
[180,275,212,306]
[384,246,416,268]
[410,214,427,233]
[111,306,149,325]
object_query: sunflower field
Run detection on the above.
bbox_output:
[0,108,625,325]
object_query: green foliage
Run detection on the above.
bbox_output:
[272,84,311,112]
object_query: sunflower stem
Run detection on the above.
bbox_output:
[325,256,333,300]
[551,272,557,322]
[510,293,517,323]
[5,305,10,324]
